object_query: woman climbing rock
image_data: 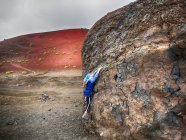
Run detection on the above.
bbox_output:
[82,67,102,119]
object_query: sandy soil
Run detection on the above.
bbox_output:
[0,70,97,140]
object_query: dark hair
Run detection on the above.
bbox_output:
[88,69,93,73]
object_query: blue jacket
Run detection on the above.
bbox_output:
[83,71,100,97]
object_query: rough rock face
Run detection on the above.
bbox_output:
[82,0,186,139]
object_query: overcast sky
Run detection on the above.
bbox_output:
[0,0,135,40]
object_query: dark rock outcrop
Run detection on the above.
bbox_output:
[82,0,186,139]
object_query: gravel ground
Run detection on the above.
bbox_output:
[0,70,97,140]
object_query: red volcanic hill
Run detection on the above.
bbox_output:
[0,29,88,73]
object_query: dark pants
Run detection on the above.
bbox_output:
[85,96,91,113]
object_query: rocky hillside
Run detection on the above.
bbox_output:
[0,29,88,73]
[82,0,186,139]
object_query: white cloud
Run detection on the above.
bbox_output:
[0,0,135,40]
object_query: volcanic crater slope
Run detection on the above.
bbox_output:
[82,0,186,139]
[0,29,88,72]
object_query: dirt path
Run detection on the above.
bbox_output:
[0,70,97,140]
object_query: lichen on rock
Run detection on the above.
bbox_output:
[82,0,186,139]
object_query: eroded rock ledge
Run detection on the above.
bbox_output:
[82,0,186,139]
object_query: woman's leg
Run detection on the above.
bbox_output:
[82,96,91,119]
[85,96,91,113]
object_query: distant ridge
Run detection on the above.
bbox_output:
[0,29,88,72]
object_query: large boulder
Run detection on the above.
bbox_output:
[82,0,186,139]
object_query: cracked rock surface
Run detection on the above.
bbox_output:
[82,0,186,139]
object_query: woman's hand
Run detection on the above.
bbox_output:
[82,82,86,88]
[97,67,102,72]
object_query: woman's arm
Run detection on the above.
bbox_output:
[91,68,102,83]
